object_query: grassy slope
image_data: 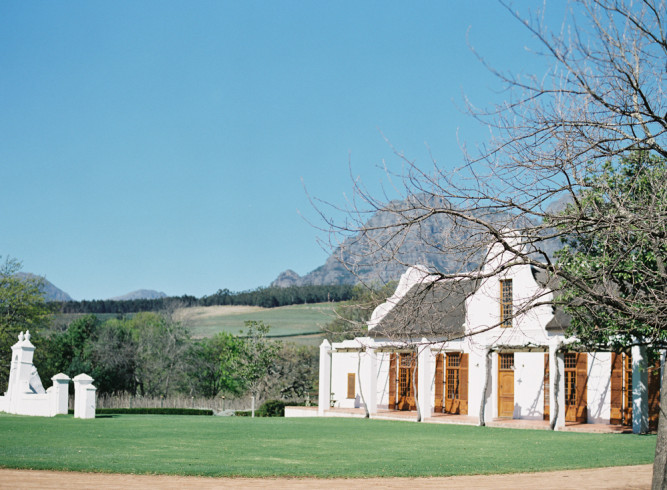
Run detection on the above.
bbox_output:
[181,303,336,343]
[0,415,655,477]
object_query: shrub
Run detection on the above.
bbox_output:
[256,399,287,417]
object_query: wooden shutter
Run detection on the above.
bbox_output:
[543,353,550,420]
[434,354,444,412]
[347,373,355,399]
[648,358,661,431]
[610,353,623,424]
[389,353,397,409]
[460,353,469,415]
[575,353,588,423]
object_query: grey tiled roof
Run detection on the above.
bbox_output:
[369,278,478,339]
[532,267,570,332]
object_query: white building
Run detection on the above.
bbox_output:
[316,238,662,433]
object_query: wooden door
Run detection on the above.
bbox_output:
[434,353,444,412]
[445,353,460,414]
[624,354,632,424]
[444,353,469,414]
[564,353,588,423]
[610,352,632,425]
[498,353,514,418]
[612,352,632,425]
[397,353,417,411]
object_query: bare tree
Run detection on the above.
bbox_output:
[317,1,667,486]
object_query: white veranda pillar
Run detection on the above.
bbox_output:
[417,339,432,421]
[364,346,378,416]
[631,344,649,434]
[318,340,332,416]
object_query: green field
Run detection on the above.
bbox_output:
[0,415,655,477]
[179,303,336,344]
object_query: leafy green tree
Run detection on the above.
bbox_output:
[188,332,247,398]
[237,320,279,417]
[556,152,667,348]
[35,314,99,388]
[270,343,318,401]
[129,312,190,397]
[88,319,137,394]
[0,257,50,389]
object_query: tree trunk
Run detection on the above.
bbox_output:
[251,394,255,418]
[413,353,421,422]
[356,352,369,418]
[651,364,667,489]
[549,358,561,431]
[479,349,491,426]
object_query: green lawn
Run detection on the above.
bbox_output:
[0,415,655,477]
[184,303,335,344]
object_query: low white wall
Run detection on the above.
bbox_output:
[16,393,51,416]
[285,406,319,418]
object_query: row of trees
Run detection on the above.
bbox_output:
[0,272,318,406]
[57,284,356,314]
[27,314,317,403]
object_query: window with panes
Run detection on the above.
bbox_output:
[564,353,577,407]
[446,353,461,400]
[500,279,513,328]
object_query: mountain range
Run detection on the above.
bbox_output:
[16,273,74,302]
[15,273,166,303]
[272,195,564,287]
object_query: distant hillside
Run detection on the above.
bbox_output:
[110,289,167,301]
[272,195,563,287]
[16,273,73,302]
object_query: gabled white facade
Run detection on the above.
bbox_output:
[315,239,662,433]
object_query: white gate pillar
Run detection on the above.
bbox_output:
[73,374,96,419]
[631,345,649,434]
[318,340,332,416]
[49,373,70,416]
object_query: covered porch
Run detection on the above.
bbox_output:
[302,406,632,433]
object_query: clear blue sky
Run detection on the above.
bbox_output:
[0,1,562,300]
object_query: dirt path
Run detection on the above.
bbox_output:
[0,464,653,489]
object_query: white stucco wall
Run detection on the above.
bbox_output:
[376,352,391,409]
[465,263,554,347]
[587,352,611,424]
[513,352,546,420]
[466,345,487,421]
[330,350,362,409]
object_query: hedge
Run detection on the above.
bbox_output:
[68,408,214,416]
